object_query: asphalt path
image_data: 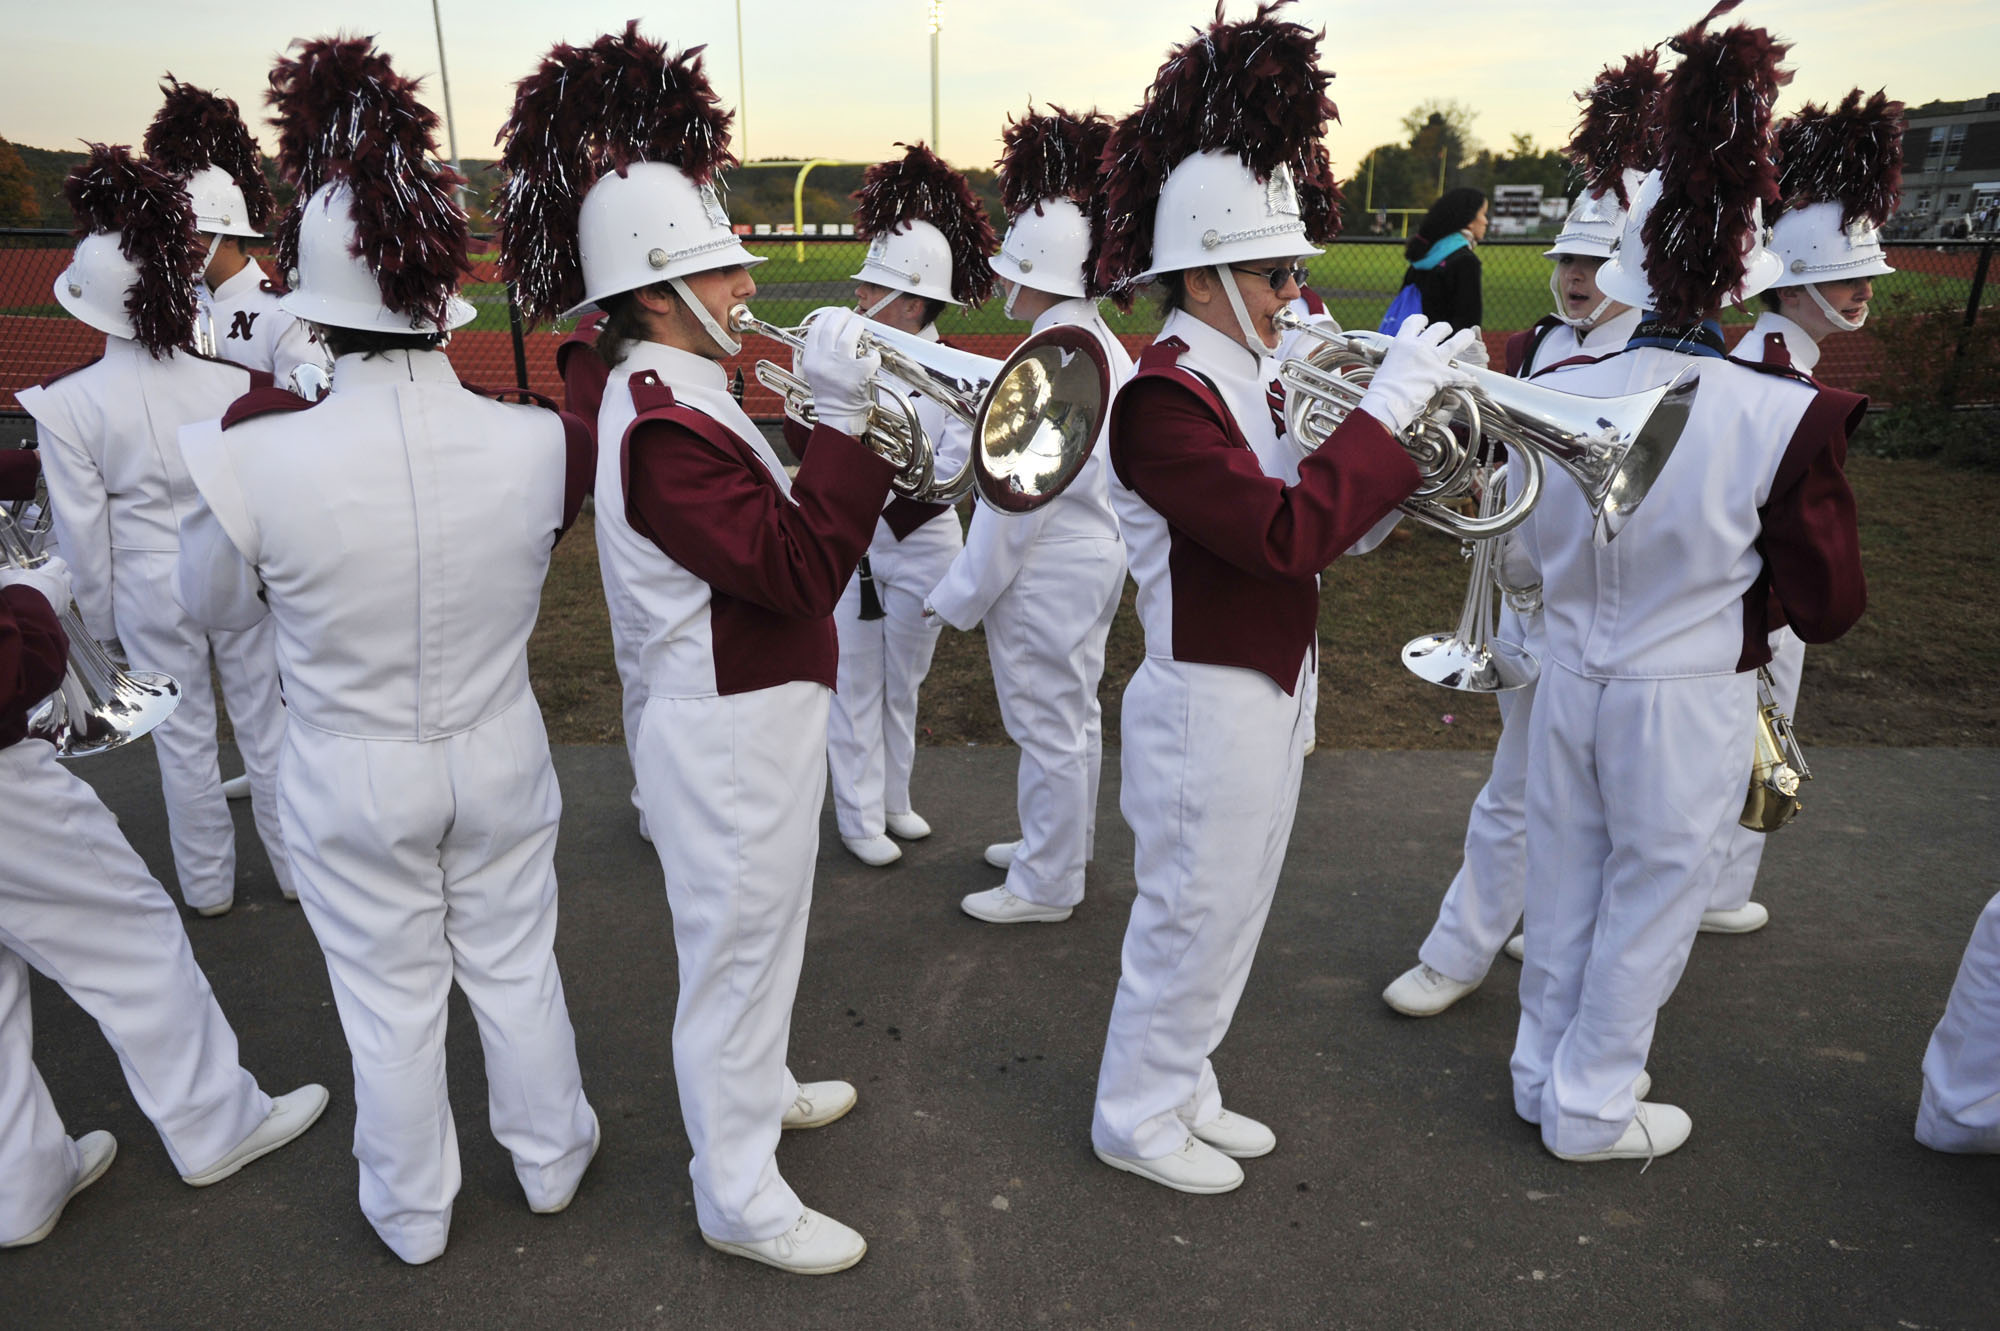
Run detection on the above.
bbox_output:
[7,741,1997,1329]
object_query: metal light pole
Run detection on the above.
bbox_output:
[736,0,750,157]
[928,0,942,151]
[430,0,465,208]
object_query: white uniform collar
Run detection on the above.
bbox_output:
[615,337,732,391]
[1578,306,1643,353]
[209,258,269,303]
[1747,311,1821,374]
[916,321,941,343]
[1162,307,1267,382]
[1032,298,1099,335]
[330,348,459,391]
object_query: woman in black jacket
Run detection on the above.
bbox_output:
[1398,187,1487,331]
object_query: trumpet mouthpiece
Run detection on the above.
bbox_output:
[727,304,757,334]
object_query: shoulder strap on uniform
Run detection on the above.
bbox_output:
[221,386,316,430]
[1126,335,1250,452]
[1510,316,1564,378]
[461,381,560,412]
[1726,343,1817,388]
[34,353,104,389]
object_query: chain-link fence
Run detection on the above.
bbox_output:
[2,230,1991,418]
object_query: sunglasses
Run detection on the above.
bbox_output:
[1230,262,1310,292]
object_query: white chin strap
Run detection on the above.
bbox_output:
[1216,265,1272,358]
[1550,268,1613,329]
[1003,280,1022,320]
[861,288,903,320]
[1805,282,1866,332]
[668,276,741,356]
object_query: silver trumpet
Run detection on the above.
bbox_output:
[1272,309,1699,545]
[0,484,179,758]
[730,304,1111,511]
[1401,464,1539,693]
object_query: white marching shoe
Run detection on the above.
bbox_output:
[193,896,234,919]
[1633,1071,1652,1102]
[704,1207,867,1275]
[1191,1109,1276,1159]
[884,809,931,840]
[1550,1102,1692,1165]
[180,1083,330,1186]
[983,840,1022,870]
[960,886,1072,925]
[530,1109,602,1215]
[1699,902,1769,934]
[0,1131,117,1248]
[783,1080,858,1130]
[842,834,902,867]
[1094,1135,1244,1195]
[1382,963,1481,1017]
[220,773,252,800]
[1503,934,1525,962]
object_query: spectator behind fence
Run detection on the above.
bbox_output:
[1393,188,1487,332]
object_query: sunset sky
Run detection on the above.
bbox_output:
[5,0,1994,182]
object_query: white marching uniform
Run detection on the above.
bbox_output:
[1918,890,2000,1153]
[1416,309,1640,984]
[1511,343,1864,1156]
[175,349,597,1263]
[19,336,288,910]
[0,575,273,1242]
[928,299,1130,908]
[826,323,969,843]
[199,257,325,387]
[1093,312,1418,1160]
[1706,311,1819,914]
[597,341,893,1243]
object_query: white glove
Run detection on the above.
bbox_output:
[0,555,72,618]
[800,307,882,437]
[1457,326,1491,369]
[1273,311,1342,368]
[1357,314,1479,436]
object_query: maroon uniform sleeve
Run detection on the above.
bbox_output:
[781,416,813,462]
[556,411,596,542]
[1111,378,1421,582]
[1760,389,1867,643]
[1503,330,1534,378]
[628,421,896,619]
[0,585,68,750]
[0,448,38,501]
[556,327,610,430]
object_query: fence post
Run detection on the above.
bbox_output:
[506,285,530,392]
[1945,238,1992,406]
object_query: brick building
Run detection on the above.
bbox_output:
[1894,93,2000,238]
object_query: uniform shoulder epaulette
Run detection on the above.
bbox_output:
[1134,335,1191,373]
[626,369,681,418]
[1724,346,1818,389]
[461,381,560,412]
[34,353,104,389]
[222,386,317,430]
[258,278,287,295]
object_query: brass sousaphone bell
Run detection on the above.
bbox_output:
[730,304,1112,511]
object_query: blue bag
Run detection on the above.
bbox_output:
[1377,282,1424,335]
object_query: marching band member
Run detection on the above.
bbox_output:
[176,38,599,1264]
[1918,891,2000,1154]
[141,77,299,861]
[824,144,995,867]
[1511,10,1865,1164]
[1085,3,1468,1194]
[1,456,325,1250]
[19,146,273,917]
[496,26,894,1274]
[1381,53,1658,1017]
[1705,89,1904,936]
[927,106,1129,926]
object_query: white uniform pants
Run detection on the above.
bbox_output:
[1707,628,1806,912]
[1420,616,1540,984]
[634,681,825,1242]
[0,740,270,1240]
[1917,890,2000,1153]
[828,518,961,840]
[115,548,234,909]
[280,693,595,1264]
[208,617,294,899]
[985,540,1123,908]
[597,547,650,818]
[1093,657,1310,1161]
[1512,665,1752,1155]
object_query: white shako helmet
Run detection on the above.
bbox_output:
[567,162,765,319]
[1595,168,1782,313]
[54,231,142,339]
[1543,170,1640,260]
[988,106,1111,307]
[991,198,1091,300]
[1764,91,1903,331]
[184,165,262,238]
[1142,154,1320,279]
[853,219,959,305]
[1769,201,1893,287]
[280,182,475,334]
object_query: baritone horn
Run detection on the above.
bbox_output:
[730,304,1111,511]
[1740,666,1810,832]
[1272,310,1699,545]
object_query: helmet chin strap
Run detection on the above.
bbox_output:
[667,276,741,357]
[861,288,902,320]
[1804,281,1865,332]
[1215,265,1273,359]
[1003,280,1022,320]
[1550,268,1613,329]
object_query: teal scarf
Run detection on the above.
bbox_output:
[1409,232,1471,271]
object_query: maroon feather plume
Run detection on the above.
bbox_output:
[266,35,470,329]
[1090,1,1342,302]
[143,77,275,230]
[495,22,738,326]
[62,144,200,355]
[1644,0,1792,323]
[1775,89,1903,230]
[853,143,997,307]
[997,105,1112,218]
[1565,50,1664,207]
